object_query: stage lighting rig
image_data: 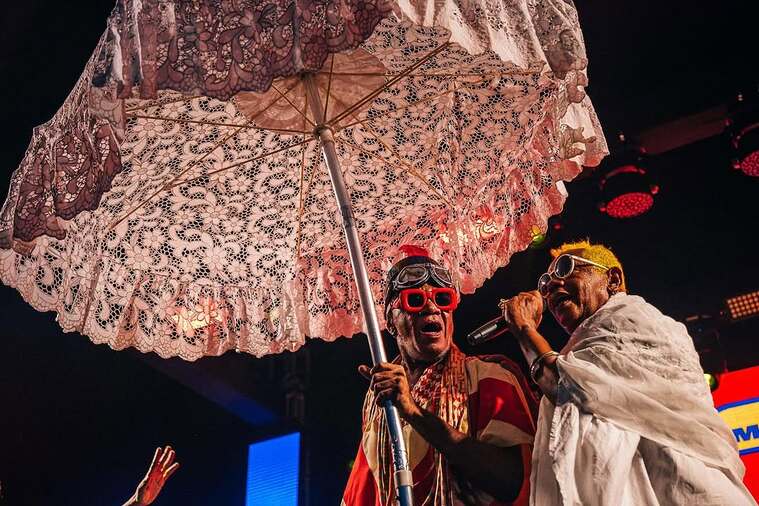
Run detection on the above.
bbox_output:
[728,89,759,177]
[724,290,759,321]
[598,134,659,219]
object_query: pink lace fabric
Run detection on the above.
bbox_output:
[0,0,607,360]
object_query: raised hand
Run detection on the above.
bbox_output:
[501,290,544,333]
[127,445,180,506]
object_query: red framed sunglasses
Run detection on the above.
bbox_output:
[393,287,459,313]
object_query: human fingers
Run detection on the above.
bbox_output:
[374,388,398,405]
[370,362,403,375]
[369,369,405,390]
[163,462,180,481]
[162,448,175,470]
[371,378,399,393]
[148,447,161,471]
[158,446,173,469]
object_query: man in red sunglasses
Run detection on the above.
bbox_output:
[342,246,537,506]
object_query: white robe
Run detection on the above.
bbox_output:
[530,293,756,505]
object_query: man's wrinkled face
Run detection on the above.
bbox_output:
[388,283,455,364]
[544,250,612,334]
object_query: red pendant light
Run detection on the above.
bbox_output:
[728,90,759,177]
[598,134,658,219]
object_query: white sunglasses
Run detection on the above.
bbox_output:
[537,254,609,296]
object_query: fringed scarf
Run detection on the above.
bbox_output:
[362,345,470,506]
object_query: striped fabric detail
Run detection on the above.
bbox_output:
[342,354,536,505]
[342,444,380,506]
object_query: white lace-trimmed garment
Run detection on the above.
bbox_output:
[530,293,756,506]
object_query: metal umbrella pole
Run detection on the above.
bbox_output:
[303,73,414,506]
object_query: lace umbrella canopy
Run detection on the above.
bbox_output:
[0,0,606,361]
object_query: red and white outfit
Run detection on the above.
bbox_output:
[343,346,537,505]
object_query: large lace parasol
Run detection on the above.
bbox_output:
[1,2,606,501]
[0,0,605,360]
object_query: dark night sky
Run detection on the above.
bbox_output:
[1,2,758,505]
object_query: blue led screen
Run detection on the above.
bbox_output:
[246,432,300,506]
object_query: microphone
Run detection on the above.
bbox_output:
[466,314,510,345]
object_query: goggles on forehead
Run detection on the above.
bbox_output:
[389,263,454,292]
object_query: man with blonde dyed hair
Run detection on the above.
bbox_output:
[550,239,627,291]
[500,240,754,505]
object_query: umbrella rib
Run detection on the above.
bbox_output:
[243,78,304,123]
[172,137,316,188]
[126,113,309,135]
[295,91,311,259]
[339,119,454,208]
[328,41,450,127]
[332,56,487,130]
[344,139,453,208]
[108,82,305,230]
[302,82,310,135]
[109,122,255,230]
[124,75,301,116]
[295,136,309,258]
[295,140,322,257]
[271,82,316,128]
[336,84,464,131]
[323,54,335,121]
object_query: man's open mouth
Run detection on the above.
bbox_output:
[420,321,443,333]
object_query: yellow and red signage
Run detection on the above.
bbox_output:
[718,397,759,456]
[712,366,759,499]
